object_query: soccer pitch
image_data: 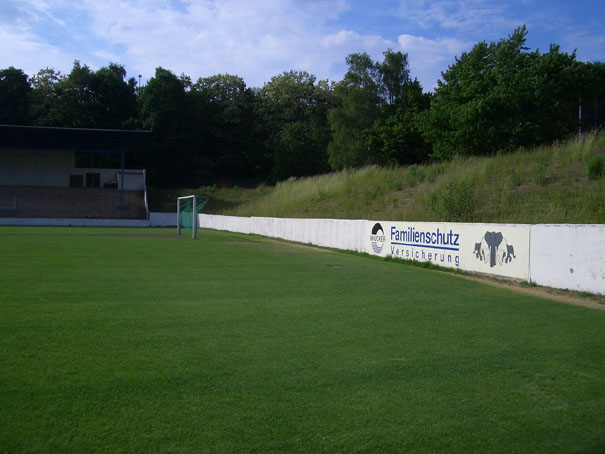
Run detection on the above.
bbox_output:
[1,227,604,453]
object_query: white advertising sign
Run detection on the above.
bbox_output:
[366,221,530,281]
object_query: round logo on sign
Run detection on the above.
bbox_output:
[370,223,385,254]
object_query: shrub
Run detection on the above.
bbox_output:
[427,177,476,222]
[426,164,444,183]
[364,183,383,203]
[405,165,426,187]
[256,183,269,197]
[384,171,403,191]
[586,155,603,180]
[531,163,547,185]
[509,169,522,187]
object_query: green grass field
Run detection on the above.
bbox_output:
[1,227,604,453]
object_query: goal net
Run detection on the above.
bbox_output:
[177,195,208,238]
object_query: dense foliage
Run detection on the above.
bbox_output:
[1,27,603,187]
[328,50,431,169]
[418,26,602,159]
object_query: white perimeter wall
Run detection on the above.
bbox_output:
[197,214,604,295]
[199,214,366,252]
[367,220,531,281]
[529,224,605,294]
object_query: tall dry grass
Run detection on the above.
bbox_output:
[154,130,604,224]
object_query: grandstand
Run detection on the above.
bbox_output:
[0,125,150,220]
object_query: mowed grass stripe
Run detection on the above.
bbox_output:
[1,227,603,453]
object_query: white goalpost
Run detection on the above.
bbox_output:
[177,195,208,239]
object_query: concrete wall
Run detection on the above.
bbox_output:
[0,212,174,227]
[0,217,150,227]
[116,170,145,191]
[149,212,176,227]
[68,168,115,187]
[0,150,73,187]
[199,214,252,234]
[198,214,366,252]
[250,217,366,251]
[68,168,145,190]
[197,214,603,295]
[0,150,145,189]
[529,224,605,295]
[367,220,531,280]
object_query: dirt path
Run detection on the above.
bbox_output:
[445,271,605,311]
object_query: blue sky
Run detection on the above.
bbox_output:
[1,0,604,90]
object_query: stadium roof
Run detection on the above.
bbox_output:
[0,125,151,153]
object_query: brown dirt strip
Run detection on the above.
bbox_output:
[442,271,605,311]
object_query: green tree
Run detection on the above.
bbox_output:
[257,70,336,181]
[138,67,199,186]
[378,50,412,105]
[29,62,138,130]
[583,61,605,130]
[364,80,432,166]
[327,53,381,170]
[192,74,261,181]
[58,61,98,127]
[419,26,593,159]
[0,67,32,125]
[90,63,138,129]
[30,68,64,126]
[58,61,137,129]
[328,49,425,169]
[526,44,589,145]
[274,121,325,180]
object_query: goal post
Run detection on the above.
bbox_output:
[177,195,208,239]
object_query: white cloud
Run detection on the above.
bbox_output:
[59,0,393,87]
[0,27,74,77]
[294,0,351,22]
[394,0,531,90]
[0,0,449,90]
[397,0,520,40]
[4,0,599,93]
[397,34,470,90]
[562,31,605,62]
[26,0,66,26]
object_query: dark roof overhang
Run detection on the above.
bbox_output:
[0,125,151,153]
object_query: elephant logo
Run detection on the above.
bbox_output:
[474,239,489,263]
[474,232,516,267]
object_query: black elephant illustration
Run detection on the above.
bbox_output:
[504,244,515,263]
[474,242,483,260]
[474,239,488,263]
[496,240,517,265]
[483,231,503,267]
[474,231,516,267]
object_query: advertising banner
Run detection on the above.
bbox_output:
[366,221,530,280]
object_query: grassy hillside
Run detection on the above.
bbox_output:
[149,131,605,224]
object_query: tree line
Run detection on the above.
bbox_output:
[1,26,603,187]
